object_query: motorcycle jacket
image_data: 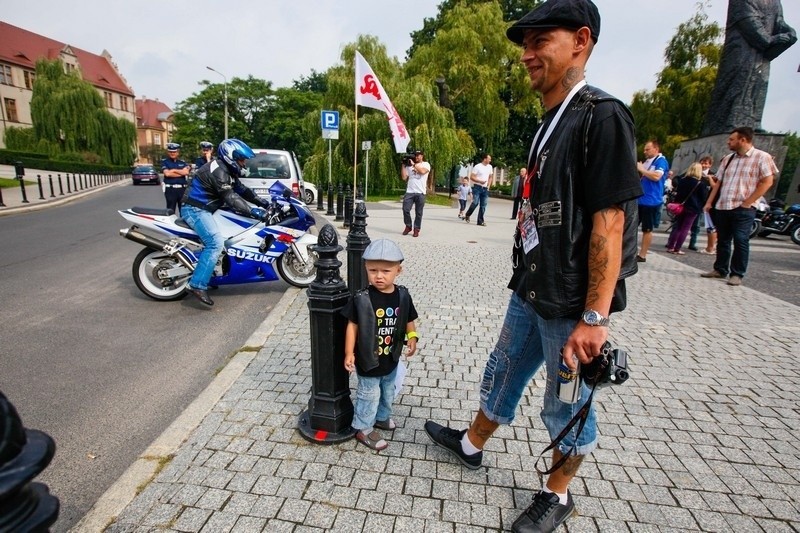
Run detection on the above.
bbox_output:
[513,85,642,320]
[353,285,411,373]
[182,159,264,215]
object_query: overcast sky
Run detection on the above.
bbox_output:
[3,1,799,133]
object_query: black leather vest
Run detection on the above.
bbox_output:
[520,86,639,319]
[353,285,411,372]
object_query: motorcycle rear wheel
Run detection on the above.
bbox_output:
[132,248,190,301]
[791,224,800,246]
[277,248,319,288]
[749,219,762,239]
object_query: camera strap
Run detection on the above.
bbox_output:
[534,380,599,484]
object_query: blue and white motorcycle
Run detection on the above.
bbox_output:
[118,186,318,301]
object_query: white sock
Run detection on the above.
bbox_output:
[542,485,569,506]
[460,432,481,455]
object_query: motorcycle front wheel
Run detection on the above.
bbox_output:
[132,248,191,301]
[791,224,800,246]
[277,248,319,288]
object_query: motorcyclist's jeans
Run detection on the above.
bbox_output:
[181,205,225,290]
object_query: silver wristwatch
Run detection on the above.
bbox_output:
[581,309,610,327]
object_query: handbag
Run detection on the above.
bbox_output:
[667,180,702,217]
[666,202,684,216]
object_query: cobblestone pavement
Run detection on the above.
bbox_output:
[94,199,799,532]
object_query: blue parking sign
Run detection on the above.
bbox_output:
[321,110,339,130]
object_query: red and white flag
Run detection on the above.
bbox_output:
[355,51,410,153]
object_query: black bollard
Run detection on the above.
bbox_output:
[0,391,60,531]
[343,185,353,229]
[335,182,344,221]
[48,175,55,198]
[37,175,45,200]
[326,182,335,216]
[71,174,77,192]
[57,174,64,196]
[297,224,356,443]
[317,181,324,211]
[346,201,370,295]
[0,184,4,207]
[79,174,84,190]
[15,161,29,204]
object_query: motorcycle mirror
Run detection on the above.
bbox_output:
[282,188,292,199]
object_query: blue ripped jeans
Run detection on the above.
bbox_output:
[479,293,598,456]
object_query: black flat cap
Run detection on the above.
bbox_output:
[507,0,600,45]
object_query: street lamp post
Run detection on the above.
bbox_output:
[206,66,228,139]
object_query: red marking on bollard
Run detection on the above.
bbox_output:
[314,430,328,441]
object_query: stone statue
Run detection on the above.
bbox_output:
[701,0,796,135]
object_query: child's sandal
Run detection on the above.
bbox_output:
[356,430,388,451]
[374,419,397,431]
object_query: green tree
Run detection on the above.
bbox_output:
[404,1,541,165]
[173,75,274,155]
[777,132,799,200]
[302,35,475,195]
[29,59,136,165]
[630,4,722,158]
[253,87,322,159]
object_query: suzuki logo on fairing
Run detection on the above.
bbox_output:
[225,248,276,263]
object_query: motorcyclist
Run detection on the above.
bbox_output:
[180,138,271,306]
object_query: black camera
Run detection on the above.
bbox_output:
[580,342,629,388]
[402,153,416,166]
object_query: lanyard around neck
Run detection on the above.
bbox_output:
[528,79,587,163]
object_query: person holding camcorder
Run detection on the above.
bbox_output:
[400,150,430,238]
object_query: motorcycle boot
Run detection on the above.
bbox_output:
[187,286,214,306]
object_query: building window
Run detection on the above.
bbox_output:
[64,63,76,74]
[0,64,12,86]
[23,70,36,89]
[120,95,129,111]
[153,133,162,146]
[104,91,113,108]
[4,99,19,122]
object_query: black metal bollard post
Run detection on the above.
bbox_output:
[71,174,77,192]
[0,184,5,207]
[15,161,29,204]
[326,182,335,216]
[58,174,64,196]
[79,174,84,190]
[343,185,353,229]
[317,180,325,211]
[0,391,60,531]
[65,174,71,193]
[346,201,370,295]
[48,175,55,198]
[36,175,45,200]
[335,182,344,221]
[297,224,356,443]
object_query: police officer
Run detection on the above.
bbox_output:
[195,141,214,170]
[161,142,190,216]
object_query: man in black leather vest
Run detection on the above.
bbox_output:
[424,1,642,531]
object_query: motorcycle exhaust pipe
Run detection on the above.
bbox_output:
[120,226,195,271]
[120,226,169,251]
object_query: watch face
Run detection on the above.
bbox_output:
[583,310,605,326]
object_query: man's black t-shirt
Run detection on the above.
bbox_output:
[343,286,418,377]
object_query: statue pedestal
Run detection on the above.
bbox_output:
[672,134,789,200]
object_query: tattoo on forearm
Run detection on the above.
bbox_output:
[562,67,581,93]
[560,454,585,476]
[587,207,623,305]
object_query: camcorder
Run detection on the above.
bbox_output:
[402,152,416,166]
[581,342,629,388]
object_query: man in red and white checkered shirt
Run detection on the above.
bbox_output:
[701,127,778,286]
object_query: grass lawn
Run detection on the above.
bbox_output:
[0,177,21,188]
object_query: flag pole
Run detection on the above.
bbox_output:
[353,104,358,196]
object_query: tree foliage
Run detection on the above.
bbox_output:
[629,4,722,158]
[302,35,475,195]
[777,131,799,199]
[28,59,136,165]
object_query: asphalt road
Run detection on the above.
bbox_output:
[0,183,288,532]
[648,223,800,306]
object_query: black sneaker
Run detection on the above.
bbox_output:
[512,490,575,533]
[423,421,482,469]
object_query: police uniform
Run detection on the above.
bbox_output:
[161,155,189,215]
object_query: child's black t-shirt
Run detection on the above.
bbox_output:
[343,286,418,377]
